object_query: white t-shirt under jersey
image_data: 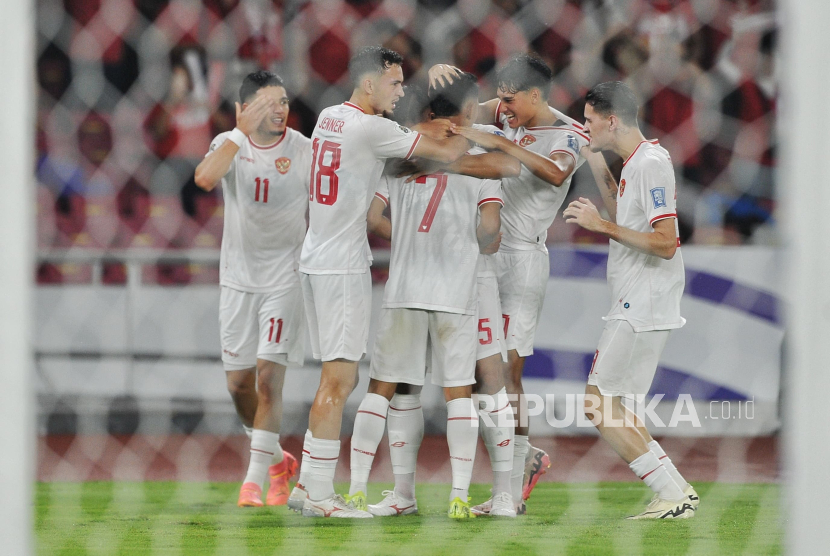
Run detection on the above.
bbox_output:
[375,171,503,315]
[208,127,310,293]
[300,102,422,275]
[496,106,589,251]
[605,140,686,332]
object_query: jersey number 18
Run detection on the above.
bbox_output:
[310,138,341,205]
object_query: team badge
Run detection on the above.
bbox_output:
[275,157,291,174]
[567,135,578,151]
[619,179,626,197]
[651,187,667,208]
[519,134,536,147]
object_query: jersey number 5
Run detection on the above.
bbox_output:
[416,173,448,233]
[310,138,341,205]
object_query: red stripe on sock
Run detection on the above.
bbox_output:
[309,455,340,461]
[251,448,275,456]
[640,465,663,480]
[488,402,511,414]
[357,410,387,420]
[389,405,422,411]
[659,455,668,460]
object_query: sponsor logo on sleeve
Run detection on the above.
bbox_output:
[519,134,537,147]
[275,157,291,174]
[651,187,667,208]
[396,124,412,134]
[492,130,506,137]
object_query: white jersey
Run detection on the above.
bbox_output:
[375,171,503,315]
[469,124,506,279]
[208,128,310,293]
[299,102,422,275]
[497,107,589,251]
[605,140,686,332]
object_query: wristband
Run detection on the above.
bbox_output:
[227,127,247,148]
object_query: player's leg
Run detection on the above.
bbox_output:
[348,378,396,507]
[220,287,259,431]
[225,369,257,431]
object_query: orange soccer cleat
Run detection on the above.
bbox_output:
[266,451,298,506]
[238,482,264,507]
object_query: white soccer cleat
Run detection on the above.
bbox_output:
[685,485,700,511]
[489,492,517,518]
[470,496,492,516]
[301,494,373,518]
[287,484,308,512]
[627,497,696,520]
[367,490,418,517]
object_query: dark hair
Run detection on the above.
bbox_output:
[390,85,429,128]
[239,71,284,103]
[497,54,553,95]
[584,81,640,125]
[429,72,479,118]
[349,46,404,87]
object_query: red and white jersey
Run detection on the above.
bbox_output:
[605,140,686,332]
[497,108,589,251]
[208,128,310,293]
[469,124,506,278]
[299,102,422,275]
[375,172,503,315]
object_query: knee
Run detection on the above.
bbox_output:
[256,375,282,405]
[583,388,602,426]
[317,375,356,405]
[227,376,255,401]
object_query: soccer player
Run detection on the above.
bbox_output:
[194,71,307,507]
[346,74,503,519]
[432,55,591,510]
[292,46,471,519]
[563,81,698,519]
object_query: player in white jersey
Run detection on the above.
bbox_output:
[344,76,503,519]
[194,71,308,508]
[294,46,472,519]
[563,81,697,519]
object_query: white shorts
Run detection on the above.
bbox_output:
[370,308,477,388]
[476,274,507,362]
[301,272,372,362]
[587,319,671,399]
[219,285,305,371]
[495,248,549,357]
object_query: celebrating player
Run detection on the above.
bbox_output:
[563,81,698,519]
[292,46,471,519]
[194,71,307,507]
[346,75,504,519]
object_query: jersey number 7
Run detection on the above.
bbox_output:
[310,138,341,205]
[416,173,448,233]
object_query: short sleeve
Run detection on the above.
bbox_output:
[374,175,390,206]
[363,116,422,160]
[477,179,503,207]
[638,156,677,227]
[547,130,587,164]
[206,132,236,181]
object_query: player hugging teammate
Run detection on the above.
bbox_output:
[202,47,694,520]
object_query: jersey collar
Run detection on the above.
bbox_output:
[343,101,365,113]
[622,139,659,167]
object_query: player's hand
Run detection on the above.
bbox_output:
[451,125,507,151]
[235,93,275,136]
[413,118,454,139]
[481,232,502,255]
[394,159,443,182]
[563,197,604,231]
[428,64,462,88]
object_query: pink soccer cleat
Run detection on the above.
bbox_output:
[266,451,298,506]
[238,482,264,507]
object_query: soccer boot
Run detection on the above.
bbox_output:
[266,452,298,506]
[301,494,373,518]
[345,491,368,512]
[470,496,493,516]
[287,483,308,512]
[489,492,517,517]
[237,482,264,507]
[368,490,418,516]
[522,445,550,500]
[627,497,696,520]
[685,485,700,511]
[448,496,475,519]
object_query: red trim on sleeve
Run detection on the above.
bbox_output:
[404,133,422,160]
[494,100,502,123]
[374,192,389,206]
[343,101,365,113]
[478,197,504,207]
[549,149,577,165]
[650,213,677,225]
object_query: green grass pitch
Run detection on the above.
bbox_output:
[35,481,781,555]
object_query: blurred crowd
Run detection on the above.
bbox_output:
[36,0,777,284]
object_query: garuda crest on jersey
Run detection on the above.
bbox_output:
[275,157,291,174]
[518,134,536,147]
[619,179,626,197]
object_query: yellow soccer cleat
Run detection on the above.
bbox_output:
[346,491,368,512]
[448,497,476,519]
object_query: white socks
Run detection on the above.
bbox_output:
[629,451,685,502]
[349,393,390,496]
[479,388,515,496]
[388,394,423,500]
[298,429,312,486]
[446,398,478,502]
[244,429,280,487]
[648,440,689,492]
[511,434,529,503]
[306,435,341,501]
[243,425,253,440]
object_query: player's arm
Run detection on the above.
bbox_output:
[366,195,391,241]
[446,152,521,179]
[583,148,618,222]
[427,64,500,124]
[409,134,470,164]
[454,125,574,186]
[563,197,677,260]
[194,95,274,191]
[477,202,502,255]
